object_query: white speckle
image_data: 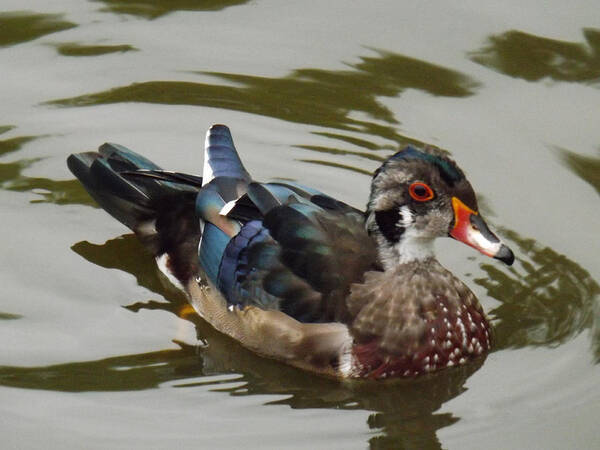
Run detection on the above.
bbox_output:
[431,339,436,346]
[443,307,448,313]
[467,344,474,353]
[453,348,461,356]
[424,356,430,364]
[338,343,354,377]
[425,364,431,372]
[403,370,410,376]
[447,360,455,367]
[467,312,474,323]
[227,304,235,312]
[444,340,452,349]
[433,354,439,363]
[456,318,468,348]
[471,337,478,344]
[449,352,455,360]
[219,199,238,216]
[446,331,452,339]
[156,254,184,290]
[459,357,466,364]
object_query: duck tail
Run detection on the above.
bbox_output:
[67,143,202,260]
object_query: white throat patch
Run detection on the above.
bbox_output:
[395,205,434,264]
[395,232,435,264]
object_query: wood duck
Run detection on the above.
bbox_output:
[68,124,514,379]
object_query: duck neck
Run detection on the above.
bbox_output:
[378,231,436,270]
[396,233,435,265]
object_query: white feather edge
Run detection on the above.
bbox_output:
[202,128,214,186]
[155,253,184,291]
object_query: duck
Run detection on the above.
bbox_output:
[67,124,514,379]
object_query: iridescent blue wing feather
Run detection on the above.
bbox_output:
[192,126,378,323]
[210,181,377,323]
[196,125,252,287]
[203,124,251,184]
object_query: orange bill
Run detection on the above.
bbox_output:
[449,197,514,265]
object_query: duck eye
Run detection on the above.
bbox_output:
[409,182,434,202]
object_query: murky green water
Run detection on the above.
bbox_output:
[1,1,599,449]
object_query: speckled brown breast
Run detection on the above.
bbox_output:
[346,260,491,379]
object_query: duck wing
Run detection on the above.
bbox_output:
[208,180,378,324]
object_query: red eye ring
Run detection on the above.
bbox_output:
[409,182,434,202]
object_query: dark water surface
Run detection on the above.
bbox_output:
[1,1,599,449]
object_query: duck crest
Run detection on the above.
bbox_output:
[347,260,491,378]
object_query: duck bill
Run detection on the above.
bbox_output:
[449,197,514,265]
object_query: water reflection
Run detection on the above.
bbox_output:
[0,312,22,320]
[470,28,600,85]
[0,130,97,206]
[558,147,600,196]
[3,221,598,448]
[1,234,483,448]
[53,42,138,57]
[0,11,76,48]
[47,49,478,155]
[92,0,251,19]
[0,332,478,448]
[477,229,600,361]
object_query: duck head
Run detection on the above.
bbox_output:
[366,145,514,269]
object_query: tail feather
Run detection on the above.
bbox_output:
[67,150,154,229]
[98,142,161,171]
[203,124,251,185]
[124,170,203,188]
[67,143,200,233]
[68,143,204,285]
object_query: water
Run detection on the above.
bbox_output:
[1,1,599,449]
